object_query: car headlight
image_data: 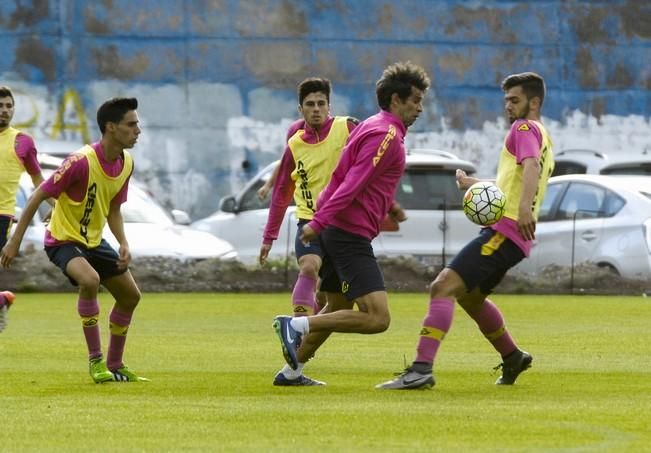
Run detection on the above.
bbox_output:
[644,219,651,254]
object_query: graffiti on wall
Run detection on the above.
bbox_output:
[12,87,90,145]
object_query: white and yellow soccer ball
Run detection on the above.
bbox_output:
[463,182,506,226]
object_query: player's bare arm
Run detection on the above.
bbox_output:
[107,203,131,270]
[518,157,541,241]
[0,187,49,268]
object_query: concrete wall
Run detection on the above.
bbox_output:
[1,0,649,218]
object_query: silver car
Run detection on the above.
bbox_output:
[191,149,479,265]
[514,174,651,279]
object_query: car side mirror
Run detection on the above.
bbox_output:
[170,209,191,225]
[219,195,237,213]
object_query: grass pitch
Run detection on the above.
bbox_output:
[1,292,650,452]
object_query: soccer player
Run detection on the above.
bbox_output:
[259,78,359,386]
[271,62,430,384]
[377,72,555,389]
[0,86,49,332]
[1,97,149,383]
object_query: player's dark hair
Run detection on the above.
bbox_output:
[97,97,138,134]
[297,78,331,105]
[0,86,15,103]
[501,72,546,107]
[376,61,430,111]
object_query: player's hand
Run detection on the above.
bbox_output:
[300,225,317,245]
[0,241,19,268]
[517,208,536,241]
[456,169,479,191]
[389,202,407,223]
[259,243,272,265]
[257,184,271,201]
[116,244,131,270]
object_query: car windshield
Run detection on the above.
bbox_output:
[600,163,651,175]
[396,168,464,210]
[121,188,174,225]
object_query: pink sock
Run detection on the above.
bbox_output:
[292,274,317,316]
[470,299,517,357]
[107,308,133,371]
[77,298,102,360]
[415,298,455,364]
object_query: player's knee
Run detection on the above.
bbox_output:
[370,313,391,333]
[429,278,451,298]
[76,272,101,292]
[125,288,142,309]
[299,263,319,279]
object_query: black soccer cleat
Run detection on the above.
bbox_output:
[494,349,533,385]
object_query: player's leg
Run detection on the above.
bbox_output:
[273,236,341,383]
[0,290,16,333]
[283,226,391,336]
[0,216,16,333]
[377,230,508,389]
[458,289,520,360]
[297,292,353,361]
[273,292,353,386]
[273,227,389,372]
[291,221,323,316]
[102,270,148,382]
[376,267,464,390]
[47,243,112,383]
[458,291,532,385]
[456,235,531,385]
[292,253,321,316]
[79,239,146,382]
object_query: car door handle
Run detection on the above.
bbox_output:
[581,231,597,241]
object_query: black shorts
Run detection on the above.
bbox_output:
[0,215,11,249]
[318,227,385,301]
[295,219,324,260]
[447,227,525,295]
[45,239,127,286]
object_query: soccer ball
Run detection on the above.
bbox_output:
[463,182,506,226]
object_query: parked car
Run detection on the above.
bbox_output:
[514,174,651,279]
[15,166,238,262]
[191,149,479,265]
[553,148,651,176]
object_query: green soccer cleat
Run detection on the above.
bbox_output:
[89,357,114,384]
[111,365,151,382]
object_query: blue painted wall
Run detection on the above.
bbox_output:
[1,0,649,218]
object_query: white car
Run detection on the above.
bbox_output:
[191,149,479,265]
[514,174,651,279]
[15,168,238,262]
[553,148,651,176]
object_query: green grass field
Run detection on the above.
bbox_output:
[1,293,650,452]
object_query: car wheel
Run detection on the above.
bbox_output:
[597,263,619,277]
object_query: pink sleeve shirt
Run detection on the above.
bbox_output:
[263,117,357,244]
[491,119,543,256]
[41,142,132,246]
[307,110,407,241]
[15,133,41,175]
